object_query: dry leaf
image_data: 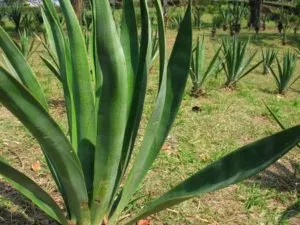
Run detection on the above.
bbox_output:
[31,161,41,172]
[137,219,151,225]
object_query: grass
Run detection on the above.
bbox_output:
[0,19,300,225]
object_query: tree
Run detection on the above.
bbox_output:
[249,0,262,33]
[71,0,83,20]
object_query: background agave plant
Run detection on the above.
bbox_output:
[0,1,300,225]
[221,37,262,87]
[261,48,278,75]
[269,51,300,94]
[189,36,222,97]
[15,30,39,60]
[8,3,23,32]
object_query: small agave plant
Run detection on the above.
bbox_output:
[221,37,262,87]
[261,48,278,75]
[269,51,300,95]
[190,36,222,97]
[0,1,300,225]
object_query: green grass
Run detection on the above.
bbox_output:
[0,25,300,224]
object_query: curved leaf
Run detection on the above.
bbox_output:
[57,0,96,195]
[0,26,48,109]
[0,158,68,225]
[91,0,129,223]
[0,67,89,223]
[111,0,192,220]
[126,125,300,224]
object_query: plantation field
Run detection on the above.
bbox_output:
[0,24,300,225]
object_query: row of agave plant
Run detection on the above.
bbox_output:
[0,1,299,225]
[189,37,300,97]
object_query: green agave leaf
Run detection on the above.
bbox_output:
[111,0,192,220]
[120,0,139,106]
[57,0,96,195]
[41,9,58,61]
[264,103,300,149]
[1,54,21,83]
[91,0,129,223]
[0,26,48,109]
[42,0,78,151]
[126,125,300,224]
[40,55,61,82]
[0,158,68,225]
[111,0,153,210]
[0,67,89,223]
[110,0,153,210]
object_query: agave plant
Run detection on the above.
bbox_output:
[8,3,23,32]
[0,0,300,225]
[219,6,230,31]
[15,30,39,60]
[192,5,203,30]
[190,36,222,97]
[221,38,262,87]
[21,12,37,32]
[261,48,278,75]
[228,3,247,35]
[269,51,300,94]
[169,14,183,29]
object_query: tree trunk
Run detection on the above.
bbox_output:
[71,0,83,21]
[249,0,262,33]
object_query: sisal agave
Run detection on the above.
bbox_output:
[0,1,299,225]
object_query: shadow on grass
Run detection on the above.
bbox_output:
[0,182,58,225]
[245,160,300,224]
[246,160,299,192]
[279,200,300,224]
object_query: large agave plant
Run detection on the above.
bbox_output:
[0,1,300,225]
[261,48,278,75]
[221,38,262,87]
[190,36,222,97]
[269,51,300,94]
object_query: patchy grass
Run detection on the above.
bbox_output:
[0,24,300,225]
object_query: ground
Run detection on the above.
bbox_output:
[0,17,300,225]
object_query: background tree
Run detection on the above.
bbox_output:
[249,0,262,33]
[71,0,83,20]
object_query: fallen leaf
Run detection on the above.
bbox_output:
[137,219,151,225]
[31,161,41,172]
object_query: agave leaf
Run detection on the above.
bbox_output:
[120,0,139,105]
[202,46,222,84]
[0,158,68,225]
[1,55,21,83]
[41,9,58,60]
[40,55,61,82]
[0,67,89,223]
[264,103,300,149]
[111,1,192,220]
[0,26,48,109]
[112,0,153,204]
[91,0,129,222]
[57,0,96,195]
[42,0,78,151]
[126,125,300,224]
